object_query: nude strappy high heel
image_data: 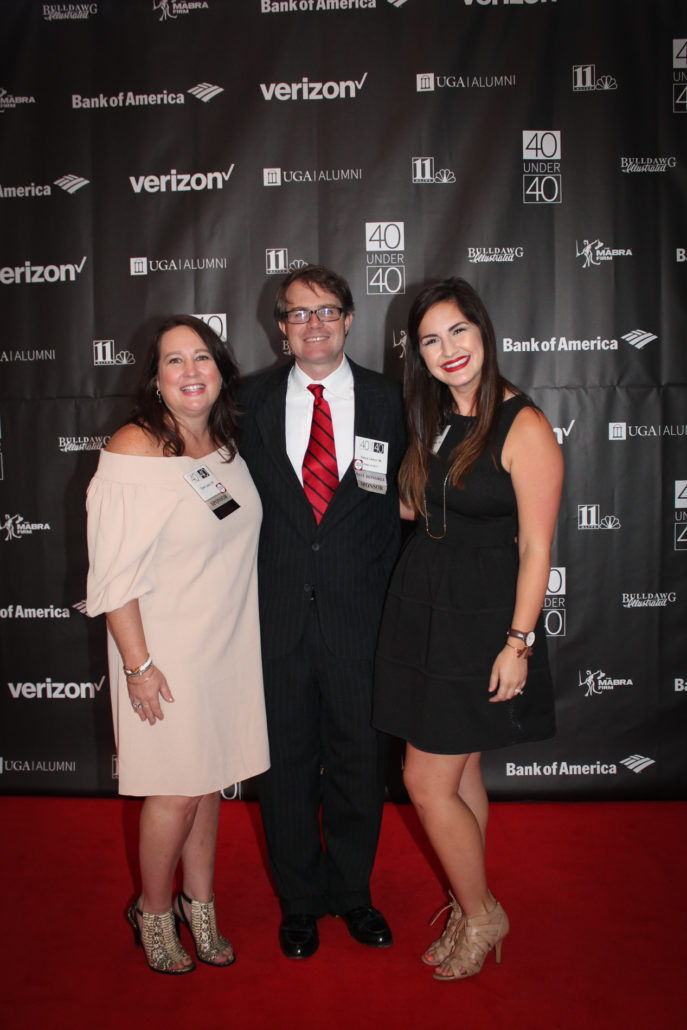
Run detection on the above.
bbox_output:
[175,890,235,967]
[433,894,509,981]
[127,900,195,975]
[421,890,464,966]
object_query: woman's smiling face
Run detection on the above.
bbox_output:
[418,300,485,411]
[156,324,222,424]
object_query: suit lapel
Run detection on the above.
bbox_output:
[254,365,309,507]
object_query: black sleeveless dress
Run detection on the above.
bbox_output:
[373,395,556,754]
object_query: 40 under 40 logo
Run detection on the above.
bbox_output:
[543,566,566,637]
[674,39,687,114]
[522,130,562,204]
[365,222,405,295]
[676,480,687,551]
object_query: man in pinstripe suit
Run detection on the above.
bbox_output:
[239,265,405,958]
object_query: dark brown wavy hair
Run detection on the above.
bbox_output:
[129,314,241,459]
[399,278,521,513]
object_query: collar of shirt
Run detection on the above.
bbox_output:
[288,354,353,400]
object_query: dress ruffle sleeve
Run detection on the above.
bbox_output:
[86,475,179,617]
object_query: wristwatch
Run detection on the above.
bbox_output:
[507,627,535,648]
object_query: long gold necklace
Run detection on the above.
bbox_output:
[424,470,450,540]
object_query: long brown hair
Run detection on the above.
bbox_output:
[399,278,520,513]
[129,315,241,458]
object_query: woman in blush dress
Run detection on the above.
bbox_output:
[374,279,563,981]
[86,315,269,975]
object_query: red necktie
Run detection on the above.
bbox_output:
[302,384,339,523]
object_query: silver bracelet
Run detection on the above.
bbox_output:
[123,655,153,678]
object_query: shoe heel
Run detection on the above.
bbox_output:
[127,903,142,949]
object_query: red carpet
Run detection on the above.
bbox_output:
[0,798,684,1029]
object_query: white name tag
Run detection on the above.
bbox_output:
[184,464,239,520]
[354,435,389,494]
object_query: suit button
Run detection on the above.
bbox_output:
[311,543,320,551]
[304,583,312,593]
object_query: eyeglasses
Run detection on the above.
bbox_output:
[283,306,344,325]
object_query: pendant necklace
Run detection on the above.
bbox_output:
[424,470,450,540]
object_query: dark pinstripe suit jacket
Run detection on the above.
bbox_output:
[238,358,405,661]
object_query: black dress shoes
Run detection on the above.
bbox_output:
[340,905,392,948]
[279,914,319,959]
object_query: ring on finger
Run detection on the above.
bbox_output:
[132,702,143,710]
[514,688,524,696]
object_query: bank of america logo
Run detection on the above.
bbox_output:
[620,754,656,774]
[188,82,223,103]
[388,0,409,7]
[621,329,657,350]
[54,174,89,194]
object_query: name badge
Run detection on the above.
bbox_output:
[184,464,239,520]
[354,435,389,494]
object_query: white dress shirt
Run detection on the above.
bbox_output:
[285,357,355,484]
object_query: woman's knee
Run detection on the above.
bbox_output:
[403,764,434,808]
[403,752,468,809]
[150,793,205,821]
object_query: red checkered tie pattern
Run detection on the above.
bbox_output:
[302,383,339,523]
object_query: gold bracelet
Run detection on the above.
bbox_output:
[505,640,532,659]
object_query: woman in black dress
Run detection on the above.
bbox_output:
[374,279,563,980]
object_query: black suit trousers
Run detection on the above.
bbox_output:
[257,600,389,919]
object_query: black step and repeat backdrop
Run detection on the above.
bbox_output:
[1,0,685,800]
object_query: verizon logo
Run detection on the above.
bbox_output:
[260,73,368,101]
[7,676,106,700]
[129,166,235,193]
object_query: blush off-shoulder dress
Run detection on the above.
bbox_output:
[86,447,270,796]
[373,396,556,755]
